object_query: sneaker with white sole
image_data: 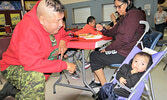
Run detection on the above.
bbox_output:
[84,62,90,69]
[69,71,80,80]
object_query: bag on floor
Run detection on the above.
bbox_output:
[97,82,117,100]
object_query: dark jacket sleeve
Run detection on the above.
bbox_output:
[102,21,120,37]
[125,72,144,88]
[116,64,129,81]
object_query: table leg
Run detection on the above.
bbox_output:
[81,50,97,97]
[53,50,97,97]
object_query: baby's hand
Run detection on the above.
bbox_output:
[119,77,127,85]
[131,69,138,74]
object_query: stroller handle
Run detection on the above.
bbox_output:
[136,20,150,47]
[139,20,150,34]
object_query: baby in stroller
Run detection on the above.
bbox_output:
[97,51,153,100]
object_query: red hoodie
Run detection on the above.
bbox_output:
[0,1,68,79]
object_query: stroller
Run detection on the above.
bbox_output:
[102,46,166,100]
[97,21,166,100]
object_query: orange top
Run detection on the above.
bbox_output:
[75,24,102,35]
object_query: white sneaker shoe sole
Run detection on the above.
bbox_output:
[85,63,90,69]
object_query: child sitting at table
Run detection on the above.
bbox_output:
[97,52,153,100]
[75,16,102,35]
[64,16,101,79]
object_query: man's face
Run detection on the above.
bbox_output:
[42,12,64,34]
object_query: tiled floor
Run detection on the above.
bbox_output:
[45,29,167,100]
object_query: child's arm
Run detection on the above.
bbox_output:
[116,64,129,82]
[119,77,127,85]
[125,73,143,88]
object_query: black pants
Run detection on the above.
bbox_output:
[90,51,125,72]
[155,23,166,39]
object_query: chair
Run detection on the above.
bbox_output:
[142,28,162,49]
[109,46,167,100]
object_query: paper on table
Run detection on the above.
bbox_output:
[83,35,103,39]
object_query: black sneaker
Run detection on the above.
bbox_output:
[0,82,19,99]
[89,80,101,88]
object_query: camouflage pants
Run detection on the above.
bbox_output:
[1,65,45,100]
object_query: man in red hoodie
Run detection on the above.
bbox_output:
[0,0,76,99]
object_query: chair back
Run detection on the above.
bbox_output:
[142,30,162,49]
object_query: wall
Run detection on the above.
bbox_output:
[60,0,90,5]
[64,0,158,29]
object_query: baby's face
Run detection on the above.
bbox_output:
[132,55,149,73]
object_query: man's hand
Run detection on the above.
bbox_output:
[66,62,76,73]
[59,40,67,59]
[119,77,127,85]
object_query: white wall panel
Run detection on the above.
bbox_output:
[73,7,91,23]
[60,0,90,5]
[103,4,116,21]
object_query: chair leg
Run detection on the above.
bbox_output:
[53,72,63,94]
[163,64,167,71]
[158,45,163,52]
[0,72,3,85]
[53,71,70,94]
[0,80,2,85]
[62,71,70,84]
[86,50,92,61]
[73,51,82,72]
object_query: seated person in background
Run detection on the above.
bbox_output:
[97,52,153,100]
[75,16,102,35]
